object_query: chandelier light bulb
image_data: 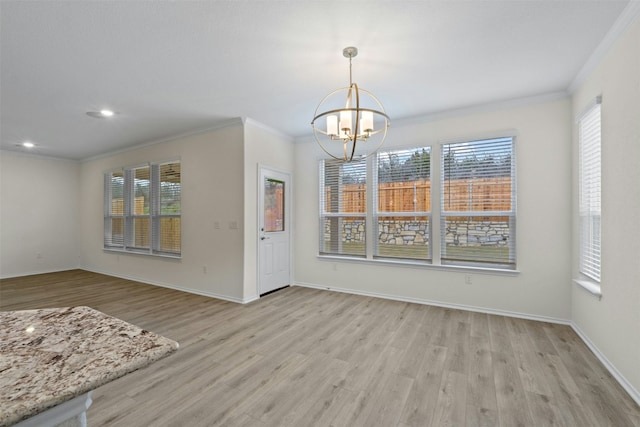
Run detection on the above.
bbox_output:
[361,111,373,133]
[327,115,338,136]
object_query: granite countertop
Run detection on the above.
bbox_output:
[0,306,179,426]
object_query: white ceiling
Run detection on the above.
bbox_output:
[0,1,632,160]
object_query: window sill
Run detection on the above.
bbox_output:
[104,248,181,260]
[318,254,520,275]
[573,279,602,299]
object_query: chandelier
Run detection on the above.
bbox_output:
[311,47,390,162]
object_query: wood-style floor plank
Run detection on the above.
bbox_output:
[2,270,639,426]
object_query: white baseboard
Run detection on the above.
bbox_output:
[83,268,251,304]
[294,281,570,325]
[243,295,261,304]
[571,322,640,407]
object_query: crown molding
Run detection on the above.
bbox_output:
[568,1,640,93]
[0,148,80,163]
[396,91,569,128]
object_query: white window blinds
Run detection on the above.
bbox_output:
[129,165,151,250]
[156,162,181,254]
[440,137,516,268]
[578,99,601,282]
[319,158,367,257]
[104,169,125,248]
[104,160,181,257]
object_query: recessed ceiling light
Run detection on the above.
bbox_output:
[22,141,35,148]
[86,109,117,119]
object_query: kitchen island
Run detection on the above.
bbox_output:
[0,306,178,426]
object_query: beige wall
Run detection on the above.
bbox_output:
[242,119,295,300]
[79,123,247,302]
[0,151,80,278]
[294,97,573,321]
[571,16,640,398]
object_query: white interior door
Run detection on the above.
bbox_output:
[258,166,291,295]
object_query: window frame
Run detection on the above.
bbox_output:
[318,136,517,273]
[318,157,367,258]
[577,97,602,283]
[374,147,432,262]
[439,137,517,270]
[104,168,125,250]
[104,159,181,258]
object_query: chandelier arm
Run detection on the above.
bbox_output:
[362,127,387,137]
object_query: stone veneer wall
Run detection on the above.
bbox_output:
[325,218,510,247]
[378,220,429,246]
[444,219,510,246]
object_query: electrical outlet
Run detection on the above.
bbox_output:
[214,221,220,229]
[465,274,472,285]
[203,266,207,274]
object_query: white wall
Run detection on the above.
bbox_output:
[0,151,80,278]
[79,123,247,302]
[294,97,573,321]
[242,119,295,300]
[571,16,640,399]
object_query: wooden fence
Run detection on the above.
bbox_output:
[326,177,511,213]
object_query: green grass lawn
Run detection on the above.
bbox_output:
[322,242,510,263]
[443,245,510,263]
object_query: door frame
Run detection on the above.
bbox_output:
[257,164,293,297]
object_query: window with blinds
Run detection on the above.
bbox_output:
[376,148,431,260]
[319,158,367,257]
[104,160,181,257]
[318,137,515,270]
[157,162,181,254]
[105,169,125,248]
[440,137,516,268]
[131,165,151,250]
[578,99,601,282]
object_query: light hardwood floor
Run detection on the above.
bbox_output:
[1,270,638,426]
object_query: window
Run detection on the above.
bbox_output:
[319,137,516,271]
[441,137,516,269]
[376,148,431,261]
[319,158,367,257]
[578,98,601,282]
[105,169,125,248]
[264,178,285,232]
[104,160,181,257]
